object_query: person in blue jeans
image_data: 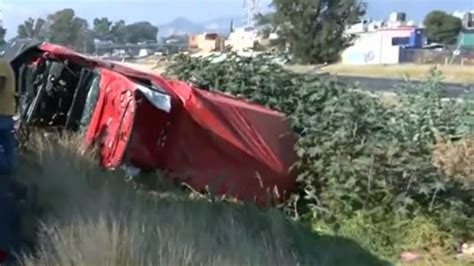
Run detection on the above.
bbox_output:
[0,57,16,176]
[0,116,15,176]
[0,57,20,263]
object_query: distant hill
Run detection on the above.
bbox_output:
[158,16,245,37]
[158,17,204,36]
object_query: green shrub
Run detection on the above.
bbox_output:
[165,52,474,260]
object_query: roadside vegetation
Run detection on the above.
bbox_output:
[10,51,473,265]
[165,52,474,265]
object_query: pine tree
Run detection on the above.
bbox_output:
[230,19,234,34]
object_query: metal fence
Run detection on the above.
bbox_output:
[400,48,474,65]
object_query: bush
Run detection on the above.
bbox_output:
[165,53,474,261]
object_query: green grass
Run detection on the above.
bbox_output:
[12,132,391,266]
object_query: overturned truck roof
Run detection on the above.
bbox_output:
[8,41,298,204]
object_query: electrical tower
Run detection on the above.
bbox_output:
[243,0,260,28]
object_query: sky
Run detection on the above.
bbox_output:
[2,0,473,39]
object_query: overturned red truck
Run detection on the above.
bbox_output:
[6,40,297,204]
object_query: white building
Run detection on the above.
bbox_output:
[346,19,386,35]
[342,26,425,65]
[387,12,407,28]
[226,27,260,52]
[342,11,427,65]
[138,49,155,58]
[346,19,370,35]
[453,10,474,20]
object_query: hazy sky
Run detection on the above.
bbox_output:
[2,0,473,39]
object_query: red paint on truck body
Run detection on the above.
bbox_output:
[35,42,297,204]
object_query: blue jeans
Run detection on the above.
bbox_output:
[0,115,19,260]
[0,115,15,176]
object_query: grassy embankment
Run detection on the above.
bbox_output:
[12,133,390,266]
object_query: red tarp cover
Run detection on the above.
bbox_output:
[37,42,298,203]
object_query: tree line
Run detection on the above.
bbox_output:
[1,8,158,53]
[0,2,466,63]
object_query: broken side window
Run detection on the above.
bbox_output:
[16,55,98,131]
[135,83,171,113]
[79,74,100,133]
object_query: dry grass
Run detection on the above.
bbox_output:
[319,64,474,83]
[432,137,474,188]
[12,131,390,266]
[120,57,169,74]
[400,257,473,266]
[119,61,167,74]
